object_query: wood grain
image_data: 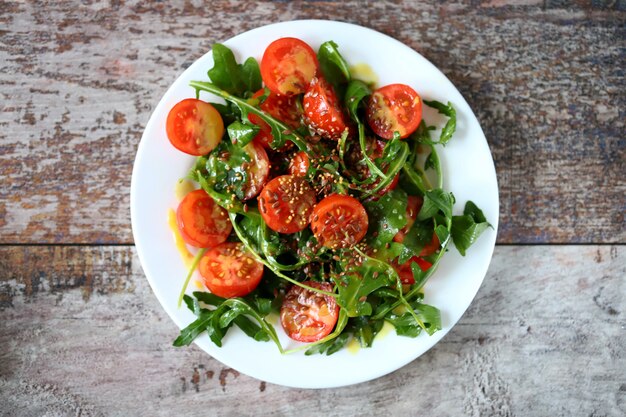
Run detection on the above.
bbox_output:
[0,1,624,244]
[0,245,624,416]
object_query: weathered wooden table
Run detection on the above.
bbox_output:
[1,1,624,416]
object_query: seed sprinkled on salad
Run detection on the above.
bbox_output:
[165,37,492,355]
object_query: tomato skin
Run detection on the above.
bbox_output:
[199,242,264,298]
[393,196,423,243]
[394,257,433,285]
[240,141,271,200]
[288,151,310,176]
[258,175,317,234]
[310,194,368,249]
[166,99,224,155]
[176,189,232,248]
[248,89,301,150]
[280,281,339,342]
[261,37,318,96]
[303,76,350,140]
[366,84,422,140]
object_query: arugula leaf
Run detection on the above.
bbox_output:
[173,311,214,347]
[423,100,456,145]
[344,79,371,119]
[304,333,350,356]
[208,44,261,97]
[205,138,253,201]
[417,189,455,221]
[398,219,434,264]
[174,293,283,351]
[364,189,408,247]
[351,316,384,348]
[226,120,260,147]
[386,303,441,337]
[451,201,493,256]
[318,41,351,92]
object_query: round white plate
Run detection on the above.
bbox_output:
[131,20,499,389]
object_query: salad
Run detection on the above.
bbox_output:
[165,37,492,355]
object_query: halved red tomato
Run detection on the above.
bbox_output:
[261,37,318,96]
[366,84,422,140]
[310,194,368,249]
[166,98,224,155]
[393,256,433,285]
[303,76,350,140]
[240,141,271,200]
[176,189,232,248]
[393,195,423,243]
[288,151,310,176]
[199,242,264,298]
[280,281,339,342]
[258,175,317,234]
[248,89,301,150]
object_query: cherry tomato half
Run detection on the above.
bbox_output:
[393,195,423,243]
[280,281,339,342]
[176,189,232,248]
[199,242,264,298]
[258,175,317,234]
[240,141,271,200]
[394,256,433,285]
[310,194,368,249]
[166,98,224,155]
[303,76,350,140]
[366,84,422,140]
[248,89,301,150]
[288,151,310,176]
[261,37,318,96]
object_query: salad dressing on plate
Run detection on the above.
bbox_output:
[167,209,195,268]
[350,63,378,86]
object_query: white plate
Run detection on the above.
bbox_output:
[131,20,499,389]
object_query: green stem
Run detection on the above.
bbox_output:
[177,248,208,308]
[228,212,337,299]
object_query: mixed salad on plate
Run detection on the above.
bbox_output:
[165,37,492,355]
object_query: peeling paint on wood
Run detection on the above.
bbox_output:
[0,1,624,244]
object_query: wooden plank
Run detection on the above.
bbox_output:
[0,1,624,244]
[0,245,623,416]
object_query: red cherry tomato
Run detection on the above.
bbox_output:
[303,76,350,140]
[176,189,232,248]
[280,281,339,342]
[393,196,423,243]
[366,84,422,140]
[310,194,368,249]
[288,151,310,176]
[258,175,317,234]
[261,37,318,96]
[240,141,271,200]
[166,99,224,155]
[393,257,433,285]
[248,89,301,150]
[199,242,264,298]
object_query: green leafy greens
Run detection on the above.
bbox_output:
[169,40,492,356]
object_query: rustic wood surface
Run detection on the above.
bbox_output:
[0,246,624,416]
[1,1,625,416]
[0,0,624,244]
